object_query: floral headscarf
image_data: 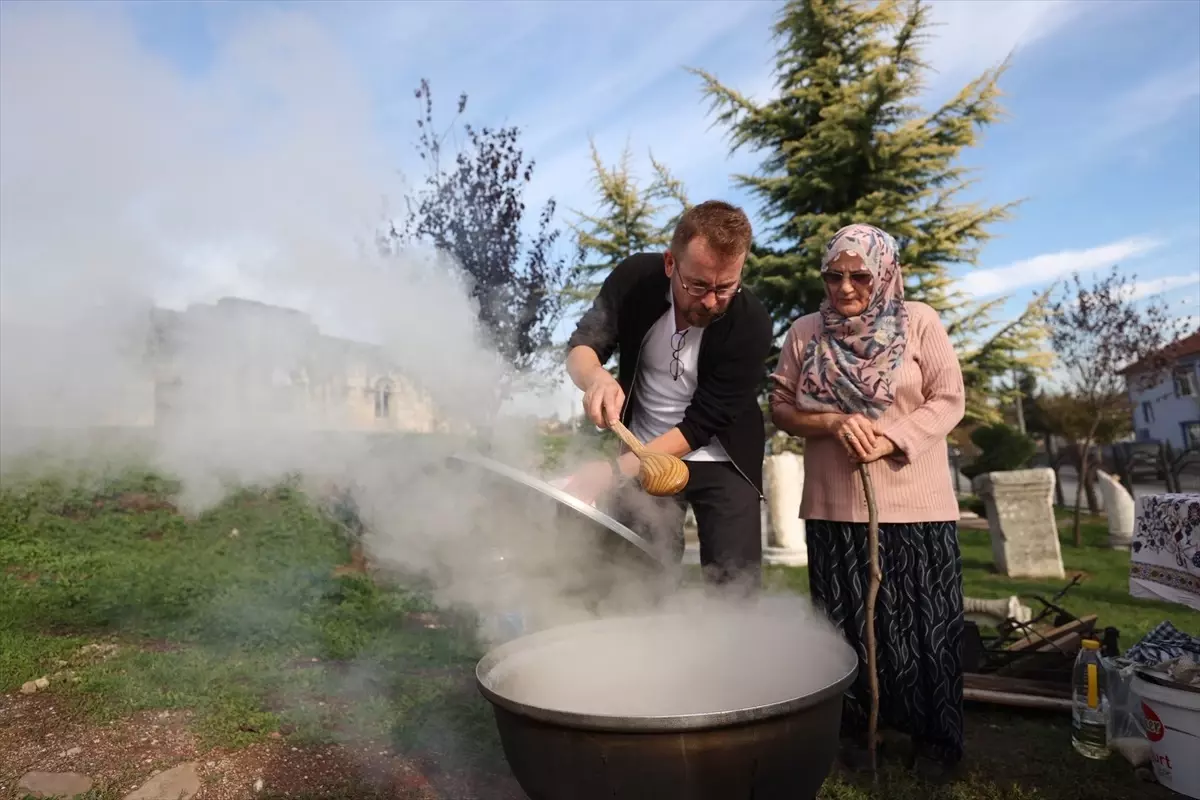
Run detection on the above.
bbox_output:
[794,223,910,420]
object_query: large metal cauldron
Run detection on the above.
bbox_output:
[476,610,858,800]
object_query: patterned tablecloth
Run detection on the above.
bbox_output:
[1130,493,1200,611]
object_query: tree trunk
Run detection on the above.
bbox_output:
[1072,443,1087,547]
[1073,420,1101,547]
[1084,457,1101,514]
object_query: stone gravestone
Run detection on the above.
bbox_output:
[763,452,808,566]
[1095,470,1135,549]
[973,468,1065,579]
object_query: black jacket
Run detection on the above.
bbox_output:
[566,253,773,494]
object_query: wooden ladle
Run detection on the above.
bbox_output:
[606,419,690,496]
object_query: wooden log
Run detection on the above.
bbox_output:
[964,672,1072,700]
[994,616,1098,679]
[964,687,1072,711]
[996,649,1079,679]
[1037,632,1083,654]
[1006,615,1097,652]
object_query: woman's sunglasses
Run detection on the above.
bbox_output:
[822,270,873,288]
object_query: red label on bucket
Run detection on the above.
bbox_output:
[1143,701,1165,743]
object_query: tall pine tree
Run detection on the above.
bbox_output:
[691,0,1051,421]
[690,0,1016,329]
[566,138,690,306]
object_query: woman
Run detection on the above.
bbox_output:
[769,223,966,774]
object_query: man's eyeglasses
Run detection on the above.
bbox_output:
[670,330,688,381]
[822,270,873,288]
[676,272,741,299]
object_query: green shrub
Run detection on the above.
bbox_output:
[957,493,987,517]
[961,423,1036,480]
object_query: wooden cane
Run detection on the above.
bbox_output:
[606,419,690,496]
[859,461,882,776]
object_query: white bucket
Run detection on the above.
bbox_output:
[1132,673,1200,799]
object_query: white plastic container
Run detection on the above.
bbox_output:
[1132,672,1200,799]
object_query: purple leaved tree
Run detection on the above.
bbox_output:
[384,80,570,391]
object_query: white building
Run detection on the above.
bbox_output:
[151,297,442,434]
[1123,331,1200,450]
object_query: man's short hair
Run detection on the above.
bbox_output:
[669,200,753,260]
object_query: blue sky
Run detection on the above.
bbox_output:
[2,0,1198,416]
[129,0,1198,319]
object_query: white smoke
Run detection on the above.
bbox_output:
[0,0,667,644]
[0,8,834,760]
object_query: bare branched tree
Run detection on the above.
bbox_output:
[1047,266,1188,545]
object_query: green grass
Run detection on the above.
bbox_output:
[0,470,501,768]
[2,467,1194,800]
[761,509,1196,799]
[766,508,1198,645]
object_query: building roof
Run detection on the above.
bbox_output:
[1119,330,1200,375]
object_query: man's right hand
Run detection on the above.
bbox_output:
[582,370,625,429]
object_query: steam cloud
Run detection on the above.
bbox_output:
[0,0,671,641]
[0,6,838,778]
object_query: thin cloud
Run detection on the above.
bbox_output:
[1054,273,1200,316]
[1126,274,1200,303]
[1090,58,1200,152]
[496,2,768,160]
[957,236,1167,298]
[920,0,1087,95]
[528,0,1084,226]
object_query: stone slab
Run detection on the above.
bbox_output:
[17,772,94,799]
[1096,469,1135,549]
[763,452,808,567]
[973,468,1065,579]
[123,762,200,800]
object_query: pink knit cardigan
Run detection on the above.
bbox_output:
[770,301,965,524]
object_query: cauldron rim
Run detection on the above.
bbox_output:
[476,612,858,734]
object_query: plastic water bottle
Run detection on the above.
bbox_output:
[1071,638,1111,759]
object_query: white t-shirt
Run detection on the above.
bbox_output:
[629,293,731,463]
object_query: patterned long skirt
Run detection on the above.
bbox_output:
[806,519,965,766]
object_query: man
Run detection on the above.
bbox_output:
[563,200,773,590]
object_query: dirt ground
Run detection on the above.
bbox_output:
[0,692,523,800]
[3,688,1171,800]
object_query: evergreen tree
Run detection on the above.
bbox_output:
[949,289,1053,425]
[689,0,1017,331]
[566,138,690,306]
